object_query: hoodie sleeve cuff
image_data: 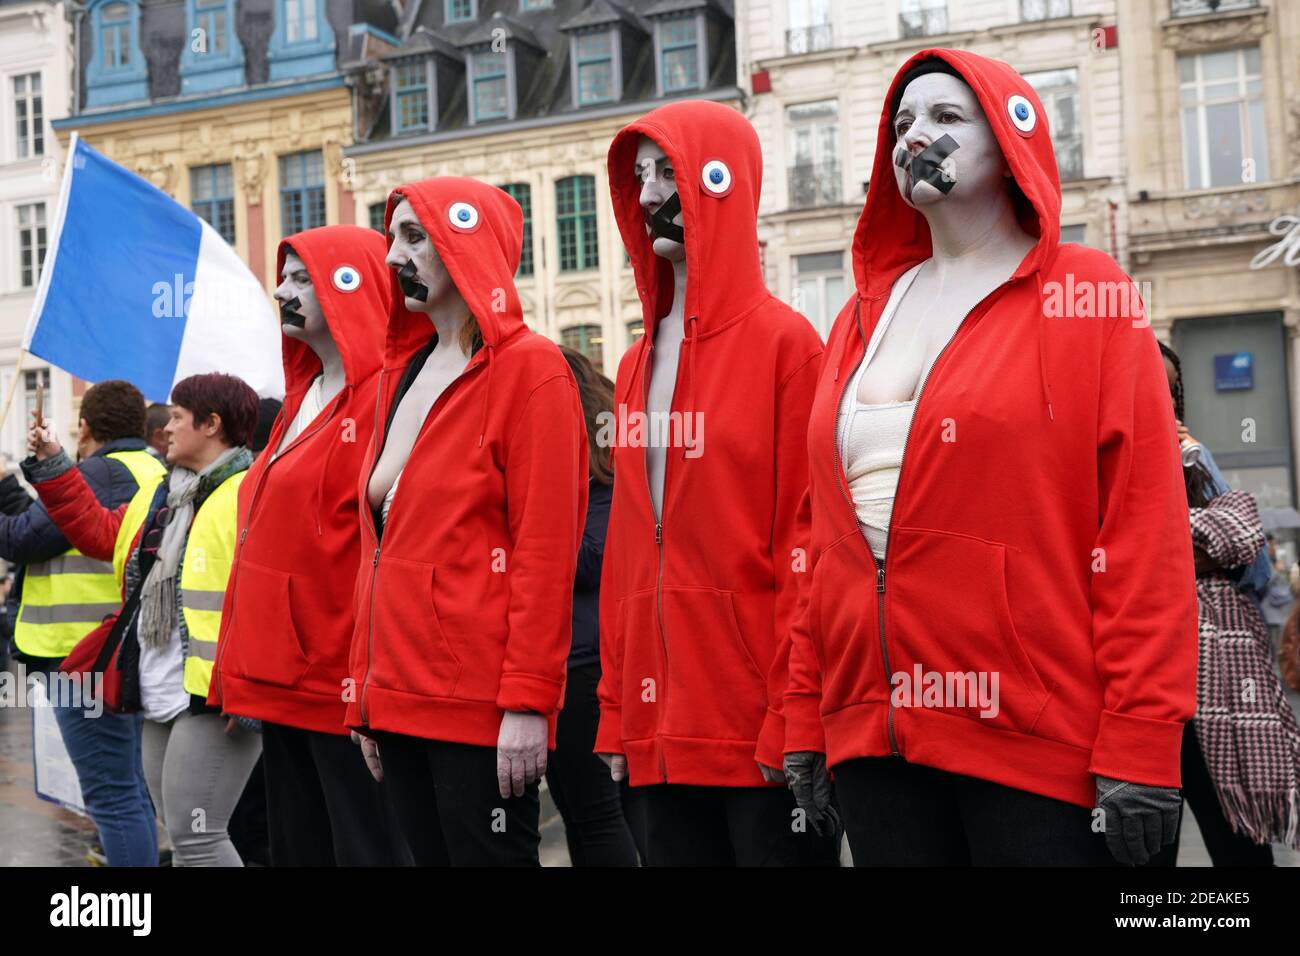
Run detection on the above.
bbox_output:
[22,450,73,485]
[496,672,563,716]
[1087,710,1186,788]
[754,707,785,769]
[594,705,623,755]
[782,693,826,754]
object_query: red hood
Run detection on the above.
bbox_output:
[607,100,769,338]
[854,48,1062,297]
[275,225,388,396]
[381,177,528,369]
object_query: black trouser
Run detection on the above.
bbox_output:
[229,758,270,867]
[639,782,842,866]
[261,722,411,867]
[1146,723,1274,867]
[834,756,1113,865]
[373,732,541,866]
[545,663,640,866]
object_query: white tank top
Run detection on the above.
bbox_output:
[835,265,927,561]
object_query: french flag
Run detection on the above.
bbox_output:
[24,134,284,403]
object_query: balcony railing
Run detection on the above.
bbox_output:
[900,7,948,38]
[789,162,842,209]
[786,24,833,55]
[1171,0,1258,16]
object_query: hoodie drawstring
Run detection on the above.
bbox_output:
[681,315,699,460]
[1035,273,1055,422]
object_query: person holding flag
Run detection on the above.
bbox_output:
[208,225,409,866]
[26,373,263,867]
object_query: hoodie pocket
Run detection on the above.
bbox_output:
[224,561,311,690]
[659,586,767,741]
[616,589,665,742]
[371,555,461,699]
[887,527,1050,735]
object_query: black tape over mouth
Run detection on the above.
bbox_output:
[644,192,684,244]
[279,296,306,329]
[895,133,960,202]
[397,260,429,302]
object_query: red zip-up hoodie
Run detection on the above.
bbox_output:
[345,177,587,748]
[783,49,1197,808]
[593,101,824,787]
[208,225,387,734]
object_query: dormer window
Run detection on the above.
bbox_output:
[384,29,462,137]
[447,0,476,23]
[573,30,618,106]
[180,0,245,94]
[393,59,432,133]
[268,0,337,81]
[86,0,148,107]
[656,14,703,95]
[470,48,511,122]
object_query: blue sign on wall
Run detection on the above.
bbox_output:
[1214,352,1254,391]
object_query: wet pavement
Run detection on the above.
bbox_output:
[2,659,1296,868]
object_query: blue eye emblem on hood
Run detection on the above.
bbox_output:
[331,265,362,292]
[700,159,733,197]
[1006,94,1038,136]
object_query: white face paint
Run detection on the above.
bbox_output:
[384,196,459,314]
[892,72,1011,209]
[274,251,327,339]
[635,135,685,263]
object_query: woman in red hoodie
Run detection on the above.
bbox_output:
[594,100,836,866]
[346,178,587,866]
[208,225,408,866]
[782,50,1197,866]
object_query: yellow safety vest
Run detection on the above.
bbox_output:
[180,471,244,698]
[15,449,167,659]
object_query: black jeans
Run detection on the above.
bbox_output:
[834,756,1113,865]
[1146,722,1274,867]
[261,722,411,866]
[545,663,640,866]
[639,783,842,866]
[374,732,541,866]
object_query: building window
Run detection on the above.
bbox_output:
[1021,0,1070,20]
[520,0,552,8]
[1026,69,1082,182]
[24,369,50,428]
[502,183,534,277]
[12,73,43,160]
[562,324,603,372]
[279,151,326,236]
[284,0,318,42]
[194,0,229,53]
[180,0,244,92]
[787,0,831,55]
[393,60,431,133]
[658,15,701,94]
[102,2,131,67]
[626,319,644,345]
[794,252,845,340]
[900,0,947,38]
[1171,0,1257,16]
[1060,224,1086,245]
[17,202,47,289]
[556,175,598,272]
[574,31,616,106]
[190,164,235,244]
[369,201,387,234]
[788,100,841,208]
[470,49,510,122]
[269,0,335,81]
[1178,46,1269,190]
[88,0,148,106]
[446,0,475,23]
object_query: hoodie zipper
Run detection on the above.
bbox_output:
[641,320,693,784]
[358,356,485,724]
[834,280,1014,757]
[211,384,346,702]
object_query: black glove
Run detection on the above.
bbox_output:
[1095,774,1181,866]
[783,751,840,839]
[0,473,34,516]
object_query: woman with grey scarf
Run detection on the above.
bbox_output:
[28,373,262,867]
